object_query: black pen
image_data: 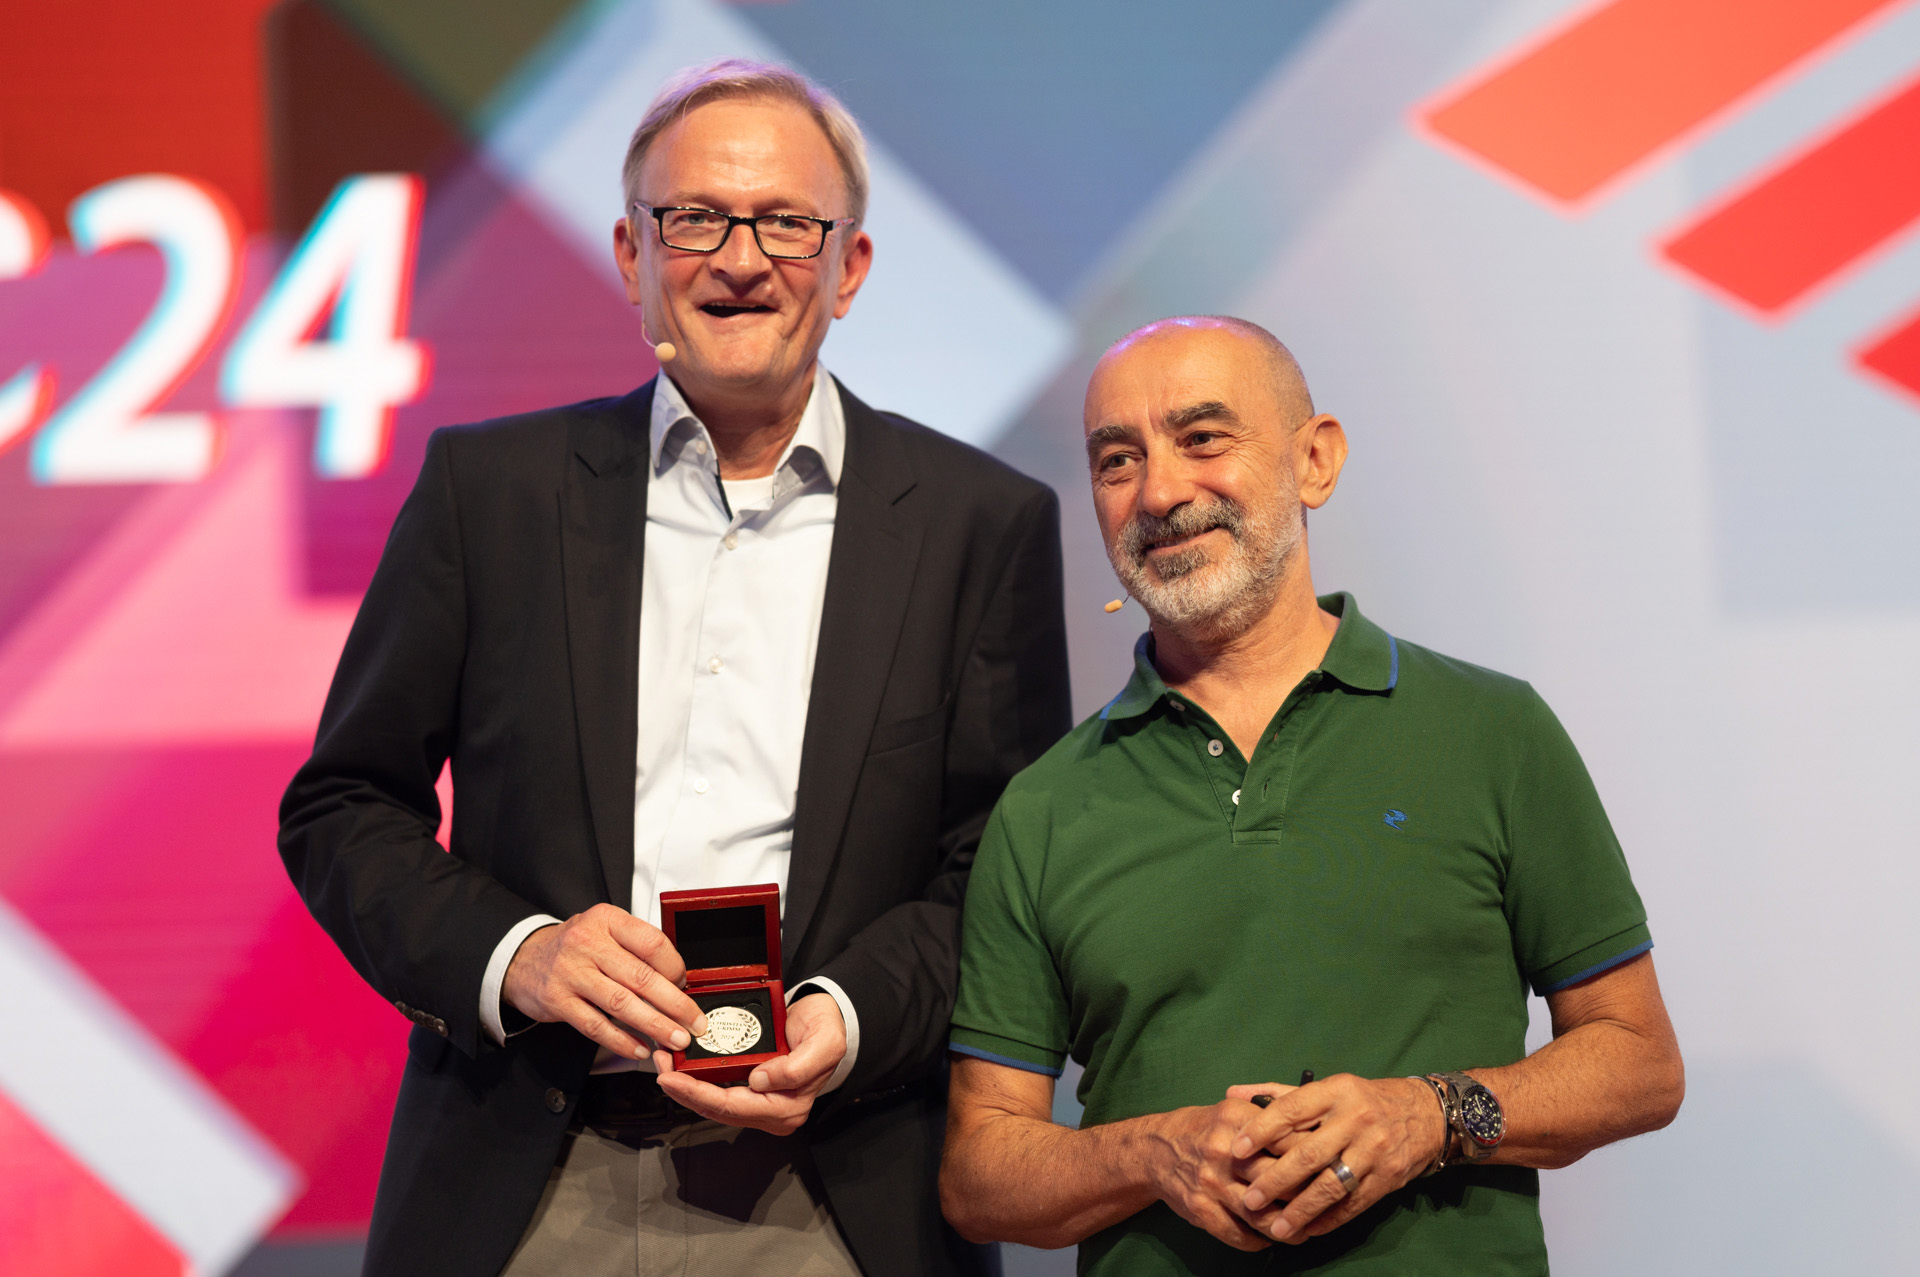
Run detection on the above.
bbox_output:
[1250,1069,1313,1108]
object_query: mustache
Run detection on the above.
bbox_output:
[1117,497,1247,566]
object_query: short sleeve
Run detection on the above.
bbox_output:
[949,799,1070,1076]
[1502,690,1652,994]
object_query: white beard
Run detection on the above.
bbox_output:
[1108,488,1304,642]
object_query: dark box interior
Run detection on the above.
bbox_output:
[676,903,767,973]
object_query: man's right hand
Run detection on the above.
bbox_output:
[1142,1094,1296,1252]
[501,904,709,1059]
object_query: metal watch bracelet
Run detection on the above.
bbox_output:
[1408,1073,1455,1176]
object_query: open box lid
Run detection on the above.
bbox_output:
[659,883,782,983]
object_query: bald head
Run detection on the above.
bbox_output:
[1093,316,1315,434]
[1082,314,1346,644]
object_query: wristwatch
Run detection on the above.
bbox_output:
[1409,1071,1505,1172]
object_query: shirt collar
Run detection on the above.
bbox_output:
[1098,591,1399,724]
[648,363,846,491]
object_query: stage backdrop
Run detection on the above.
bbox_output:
[2,2,1917,1274]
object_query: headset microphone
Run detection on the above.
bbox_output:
[642,317,677,364]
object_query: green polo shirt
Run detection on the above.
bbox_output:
[950,594,1650,1276]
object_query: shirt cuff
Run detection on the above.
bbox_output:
[787,976,859,1093]
[948,1026,1066,1077]
[481,914,564,1047]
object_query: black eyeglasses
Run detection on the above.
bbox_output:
[631,202,854,260]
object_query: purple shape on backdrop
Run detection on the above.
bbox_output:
[297,164,656,598]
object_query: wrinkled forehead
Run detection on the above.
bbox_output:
[1083,330,1274,434]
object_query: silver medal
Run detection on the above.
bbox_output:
[695,1005,764,1055]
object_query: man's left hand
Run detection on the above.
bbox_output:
[654,992,847,1135]
[1224,1074,1449,1244]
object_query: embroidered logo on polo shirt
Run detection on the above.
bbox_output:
[1382,809,1408,831]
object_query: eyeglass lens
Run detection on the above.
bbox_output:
[659,209,826,257]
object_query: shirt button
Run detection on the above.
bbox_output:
[692,777,709,794]
[545,1088,567,1114]
[723,532,739,550]
[693,439,708,456]
[1232,789,1241,805]
[708,656,723,674]
[1207,739,1224,757]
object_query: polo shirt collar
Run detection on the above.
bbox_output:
[1098,635,1168,722]
[1314,592,1399,693]
[1098,591,1398,723]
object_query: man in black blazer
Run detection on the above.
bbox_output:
[279,58,1068,1275]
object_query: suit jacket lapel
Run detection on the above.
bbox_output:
[784,385,922,964]
[560,381,653,909]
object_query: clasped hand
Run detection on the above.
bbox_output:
[501,904,846,1135]
[1225,1074,1449,1244]
[1147,1074,1448,1250]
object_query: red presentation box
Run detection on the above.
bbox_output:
[659,883,789,1086]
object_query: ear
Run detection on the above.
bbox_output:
[831,228,874,320]
[1297,414,1348,510]
[613,216,645,306]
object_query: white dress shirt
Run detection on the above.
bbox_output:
[479,368,860,1090]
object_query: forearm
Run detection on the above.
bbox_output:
[1472,992,1683,1168]
[280,779,539,1054]
[942,1106,1170,1249]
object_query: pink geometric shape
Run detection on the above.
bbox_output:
[178,892,407,1234]
[0,421,356,746]
[0,743,319,1045]
[0,741,408,1235]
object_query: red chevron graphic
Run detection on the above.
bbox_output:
[1421,0,1920,401]
[1661,72,1920,315]
[1421,0,1904,205]
[1858,307,1920,402]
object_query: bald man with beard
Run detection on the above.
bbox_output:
[939,317,1683,1275]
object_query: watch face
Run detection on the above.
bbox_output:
[1460,1086,1505,1147]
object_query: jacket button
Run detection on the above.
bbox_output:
[545,1088,567,1114]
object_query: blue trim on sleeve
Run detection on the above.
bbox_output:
[1537,939,1653,994]
[949,1042,1064,1077]
[1386,634,1399,691]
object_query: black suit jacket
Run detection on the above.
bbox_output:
[278,379,1071,1276]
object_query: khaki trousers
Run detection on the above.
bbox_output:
[501,1117,863,1276]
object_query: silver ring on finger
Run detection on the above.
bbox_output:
[1329,1158,1357,1196]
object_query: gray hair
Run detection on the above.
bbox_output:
[621,58,871,226]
